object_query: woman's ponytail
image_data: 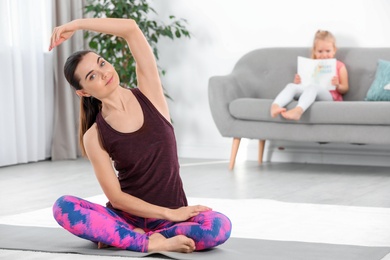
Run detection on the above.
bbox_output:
[79,96,101,156]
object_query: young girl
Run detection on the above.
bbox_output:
[270,30,349,120]
[49,18,231,253]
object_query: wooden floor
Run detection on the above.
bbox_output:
[2,157,390,215]
[1,157,390,259]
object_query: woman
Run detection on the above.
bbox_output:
[49,18,231,253]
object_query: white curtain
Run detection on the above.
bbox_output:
[0,0,53,167]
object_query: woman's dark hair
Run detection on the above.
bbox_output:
[64,50,102,157]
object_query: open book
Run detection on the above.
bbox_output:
[297,56,336,90]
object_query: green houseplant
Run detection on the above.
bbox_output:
[84,0,191,90]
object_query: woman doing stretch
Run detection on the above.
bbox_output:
[49,18,231,253]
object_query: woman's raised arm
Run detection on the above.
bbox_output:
[50,18,169,120]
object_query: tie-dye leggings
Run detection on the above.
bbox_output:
[52,195,232,252]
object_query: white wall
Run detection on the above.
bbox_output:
[154,0,390,166]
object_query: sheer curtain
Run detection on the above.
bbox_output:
[0,0,53,167]
[0,0,84,167]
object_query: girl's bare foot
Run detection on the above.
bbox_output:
[148,233,195,253]
[270,104,286,118]
[98,227,145,249]
[281,106,304,121]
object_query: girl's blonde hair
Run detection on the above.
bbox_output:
[311,30,337,59]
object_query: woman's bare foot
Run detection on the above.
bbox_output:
[98,242,111,249]
[133,227,146,234]
[98,227,145,249]
[281,106,304,120]
[270,104,286,118]
[148,233,195,253]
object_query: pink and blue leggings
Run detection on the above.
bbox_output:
[52,195,232,252]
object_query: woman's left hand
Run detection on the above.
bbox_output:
[165,205,212,222]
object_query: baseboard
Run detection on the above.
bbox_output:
[177,140,390,167]
[265,141,390,167]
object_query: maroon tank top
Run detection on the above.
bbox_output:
[96,88,187,209]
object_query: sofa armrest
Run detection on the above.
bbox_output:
[208,74,243,137]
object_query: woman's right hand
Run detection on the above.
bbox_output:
[165,205,212,222]
[49,20,78,51]
[294,74,301,84]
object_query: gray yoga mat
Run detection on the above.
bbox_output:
[1,224,389,260]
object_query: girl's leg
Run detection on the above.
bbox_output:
[282,84,319,120]
[273,83,304,108]
[296,84,322,111]
[316,88,333,101]
[271,83,304,117]
[52,195,149,252]
[148,211,232,251]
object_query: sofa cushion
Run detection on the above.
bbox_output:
[229,98,390,125]
[365,59,390,101]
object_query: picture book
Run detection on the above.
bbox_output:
[297,56,336,90]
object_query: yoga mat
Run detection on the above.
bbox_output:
[1,224,389,260]
[3,196,390,247]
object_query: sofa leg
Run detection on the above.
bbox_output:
[229,138,241,170]
[259,140,265,165]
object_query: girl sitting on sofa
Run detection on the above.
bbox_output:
[270,30,349,120]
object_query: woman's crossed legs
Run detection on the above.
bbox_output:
[52,195,231,253]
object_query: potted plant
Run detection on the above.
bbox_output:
[84,0,191,91]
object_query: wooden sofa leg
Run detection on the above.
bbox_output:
[229,138,241,170]
[259,140,265,165]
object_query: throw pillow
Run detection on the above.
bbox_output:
[365,59,390,101]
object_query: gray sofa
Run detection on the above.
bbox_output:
[208,47,390,169]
